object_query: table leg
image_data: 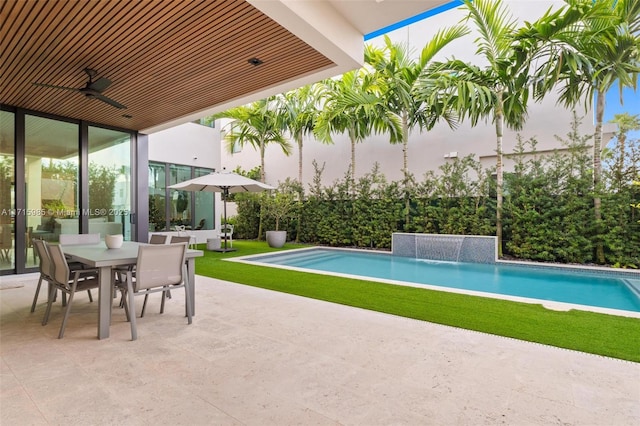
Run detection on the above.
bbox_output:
[98,266,113,339]
[186,258,196,316]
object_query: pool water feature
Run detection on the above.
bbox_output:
[236,248,640,315]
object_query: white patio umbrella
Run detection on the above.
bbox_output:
[168,170,274,251]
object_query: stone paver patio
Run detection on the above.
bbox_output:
[1,273,638,425]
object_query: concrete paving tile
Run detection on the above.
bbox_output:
[0,391,48,426]
[1,274,638,425]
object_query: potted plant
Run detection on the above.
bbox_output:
[263,184,297,248]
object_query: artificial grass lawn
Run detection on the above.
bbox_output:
[194,241,640,362]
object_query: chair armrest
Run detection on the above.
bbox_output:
[72,268,100,279]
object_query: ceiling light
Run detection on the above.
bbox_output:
[248,57,263,66]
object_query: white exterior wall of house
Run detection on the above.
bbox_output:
[219,0,612,189]
[148,122,223,243]
[149,122,220,169]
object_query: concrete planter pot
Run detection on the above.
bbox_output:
[266,231,287,248]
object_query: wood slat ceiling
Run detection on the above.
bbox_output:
[0,0,334,132]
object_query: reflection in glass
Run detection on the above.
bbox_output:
[88,126,131,240]
[169,164,191,229]
[148,162,166,231]
[148,162,215,232]
[194,168,214,230]
[25,115,79,257]
[0,111,15,271]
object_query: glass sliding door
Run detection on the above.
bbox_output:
[0,111,15,272]
[148,162,166,231]
[148,163,215,232]
[25,114,79,267]
[169,164,192,230]
[194,167,214,230]
[0,107,139,276]
[88,126,132,240]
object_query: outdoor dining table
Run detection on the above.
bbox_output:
[61,241,203,339]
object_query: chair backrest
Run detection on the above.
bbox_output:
[220,224,233,235]
[195,218,206,230]
[0,224,11,247]
[59,233,101,245]
[45,243,71,287]
[169,236,191,244]
[135,243,187,291]
[32,238,53,278]
[26,226,33,248]
[149,234,168,244]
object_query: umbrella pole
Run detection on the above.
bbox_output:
[223,188,228,251]
[216,187,236,252]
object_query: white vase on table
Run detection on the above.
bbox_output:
[105,234,124,249]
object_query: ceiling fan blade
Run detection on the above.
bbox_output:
[88,77,111,92]
[94,93,127,109]
[33,82,80,92]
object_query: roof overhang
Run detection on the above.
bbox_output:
[1,0,451,134]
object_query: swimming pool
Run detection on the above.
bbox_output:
[235,248,640,315]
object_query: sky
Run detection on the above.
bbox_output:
[604,81,640,143]
[364,0,640,143]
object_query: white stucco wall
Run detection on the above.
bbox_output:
[148,122,220,169]
[220,0,618,189]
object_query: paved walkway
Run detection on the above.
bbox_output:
[1,273,638,425]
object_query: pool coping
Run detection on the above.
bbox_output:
[228,246,640,319]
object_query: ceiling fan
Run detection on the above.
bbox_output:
[33,68,127,109]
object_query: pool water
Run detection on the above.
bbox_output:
[242,248,640,313]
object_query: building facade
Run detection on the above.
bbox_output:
[221,0,622,188]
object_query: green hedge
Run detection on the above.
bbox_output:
[235,130,640,267]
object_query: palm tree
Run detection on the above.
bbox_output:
[609,113,640,189]
[277,84,321,184]
[215,97,292,183]
[365,29,467,227]
[364,28,467,178]
[611,113,640,158]
[214,97,291,239]
[518,0,640,262]
[314,68,402,185]
[417,0,532,255]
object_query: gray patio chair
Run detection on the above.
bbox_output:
[0,224,12,263]
[42,242,100,338]
[30,239,55,312]
[169,236,191,244]
[31,238,95,312]
[117,242,191,341]
[140,235,190,311]
[149,234,168,244]
[117,233,171,312]
[173,226,196,249]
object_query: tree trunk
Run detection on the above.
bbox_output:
[349,128,356,192]
[402,111,409,175]
[296,135,303,242]
[495,93,504,258]
[351,139,356,179]
[297,135,303,184]
[258,140,266,239]
[615,132,626,190]
[402,111,410,228]
[259,140,266,183]
[593,90,605,263]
